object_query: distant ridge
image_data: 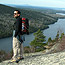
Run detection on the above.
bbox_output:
[0,4,65,38]
[4,4,65,11]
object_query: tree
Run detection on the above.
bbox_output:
[48,37,52,45]
[55,31,59,41]
[30,29,46,52]
[60,32,64,40]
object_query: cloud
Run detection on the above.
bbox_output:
[0,0,65,8]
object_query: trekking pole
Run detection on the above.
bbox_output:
[22,35,25,57]
[20,34,25,58]
[20,42,23,57]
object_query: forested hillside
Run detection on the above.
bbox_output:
[0,4,65,38]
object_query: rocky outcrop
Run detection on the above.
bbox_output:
[45,36,65,54]
[1,36,65,65]
[0,51,65,65]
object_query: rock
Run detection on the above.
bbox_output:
[0,51,65,65]
[45,36,65,54]
[44,46,51,49]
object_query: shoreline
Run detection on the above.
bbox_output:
[0,20,57,39]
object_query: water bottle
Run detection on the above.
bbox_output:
[22,23,25,31]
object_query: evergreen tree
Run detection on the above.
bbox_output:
[48,37,52,45]
[60,32,64,40]
[55,31,59,41]
[30,29,46,52]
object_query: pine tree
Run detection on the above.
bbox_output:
[30,29,46,52]
[60,32,64,40]
[55,31,59,41]
[48,37,52,45]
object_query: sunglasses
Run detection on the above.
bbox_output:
[14,13,18,15]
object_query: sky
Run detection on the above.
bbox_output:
[0,0,65,8]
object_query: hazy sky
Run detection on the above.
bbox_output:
[0,0,65,8]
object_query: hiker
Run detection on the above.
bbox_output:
[11,10,24,62]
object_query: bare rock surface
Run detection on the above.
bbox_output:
[0,51,65,65]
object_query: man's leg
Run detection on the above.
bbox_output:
[20,43,24,57]
[17,43,24,58]
[12,37,19,60]
[17,35,24,59]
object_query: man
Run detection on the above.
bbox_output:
[11,10,24,62]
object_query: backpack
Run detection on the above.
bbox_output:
[21,18,29,35]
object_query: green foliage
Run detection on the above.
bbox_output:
[34,29,46,42]
[48,37,52,42]
[55,31,64,41]
[55,31,59,41]
[29,26,38,33]
[35,48,43,52]
[47,31,65,43]
[47,37,52,45]
[0,4,58,38]
[60,32,64,40]
[30,29,46,52]
[61,32,64,37]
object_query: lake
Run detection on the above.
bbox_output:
[0,19,65,52]
[44,19,65,41]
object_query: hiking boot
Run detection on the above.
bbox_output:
[10,59,17,63]
[17,57,24,60]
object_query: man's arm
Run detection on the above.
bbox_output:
[14,19,20,37]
